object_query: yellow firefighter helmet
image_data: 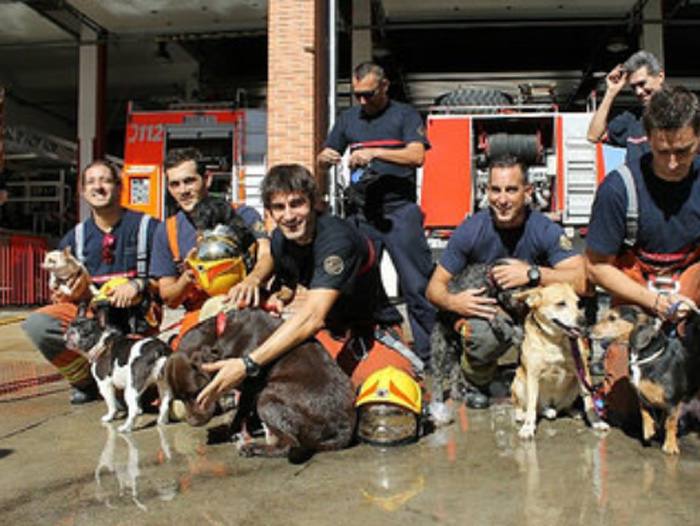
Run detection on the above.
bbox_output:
[355,366,422,446]
[185,256,247,298]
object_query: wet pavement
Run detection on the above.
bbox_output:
[2,314,700,525]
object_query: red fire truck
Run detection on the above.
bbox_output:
[419,99,623,247]
[120,102,266,220]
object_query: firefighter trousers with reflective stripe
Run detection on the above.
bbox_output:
[21,303,94,390]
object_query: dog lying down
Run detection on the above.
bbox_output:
[592,304,700,454]
[166,308,356,461]
[64,306,173,433]
[511,283,609,439]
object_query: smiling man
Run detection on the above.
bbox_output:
[426,155,585,409]
[149,148,272,348]
[197,164,418,414]
[585,86,700,426]
[22,160,160,404]
[587,50,665,162]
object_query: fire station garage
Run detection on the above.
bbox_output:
[0,0,698,299]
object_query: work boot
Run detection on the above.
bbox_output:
[69,385,99,405]
[457,380,490,409]
[488,378,510,401]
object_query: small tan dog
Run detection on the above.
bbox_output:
[511,283,609,439]
[42,247,97,297]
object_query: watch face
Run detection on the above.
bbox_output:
[528,267,540,285]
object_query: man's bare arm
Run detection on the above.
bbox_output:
[426,264,498,319]
[196,288,339,408]
[349,142,426,169]
[587,64,627,143]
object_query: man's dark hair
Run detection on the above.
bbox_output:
[80,159,121,188]
[487,155,529,185]
[190,196,256,254]
[262,164,318,209]
[623,50,663,76]
[353,62,386,82]
[643,86,700,135]
[164,147,204,173]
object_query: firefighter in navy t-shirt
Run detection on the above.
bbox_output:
[317,62,436,363]
[585,86,700,430]
[587,50,665,163]
[196,164,419,412]
[426,155,585,409]
[22,161,159,405]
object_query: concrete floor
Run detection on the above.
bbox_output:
[2,313,700,526]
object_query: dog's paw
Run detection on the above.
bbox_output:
[592,420,610,432]
[118,422,134,433]
[428,401,453,427]
[101,413,115,423]
[518,421,536,440]
[662,440,680,455]
[542,407,557,420]
[237,443,258,457]
[513,407,525,423]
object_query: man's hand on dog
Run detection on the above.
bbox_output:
[196,358,246,410]
[227,275,261,308]
[452,287,498,320]
[106,281,141,309]
[491,260,530,289]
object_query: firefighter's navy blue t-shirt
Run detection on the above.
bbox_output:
[586,155,700,256]
[439,209,576,276]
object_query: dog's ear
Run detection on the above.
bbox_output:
[63,246,72,257]
[76,301,89,318]
[512,287,542,308]
[96,305,109,329]
[629,322,658,351]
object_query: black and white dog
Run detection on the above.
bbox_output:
[64,305,173,432]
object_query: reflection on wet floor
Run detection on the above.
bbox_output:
[3,393,700,525]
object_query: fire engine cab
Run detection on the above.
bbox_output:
[420,101,625,246]
[120,102,266,220]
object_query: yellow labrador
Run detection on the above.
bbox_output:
[511,283,609,439]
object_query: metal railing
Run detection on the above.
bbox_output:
[0,234,50,306]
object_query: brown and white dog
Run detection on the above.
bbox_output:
[166,308,357,461]
[64,306,173,433]
[511,283,609,439]
[42,247,98,297]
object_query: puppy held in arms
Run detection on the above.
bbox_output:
[64,305,173,433]
[511,283,609,439]
[42,247,98,297]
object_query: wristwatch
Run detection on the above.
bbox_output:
[242,355,262,377]
[527,265,541,287]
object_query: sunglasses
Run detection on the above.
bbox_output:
[102,233,116,264]
[353,88,379,100]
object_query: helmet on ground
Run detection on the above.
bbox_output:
[355,366,422,446]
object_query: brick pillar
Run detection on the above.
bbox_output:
[268,0,328,180]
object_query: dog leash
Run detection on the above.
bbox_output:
[569,337,605,417]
